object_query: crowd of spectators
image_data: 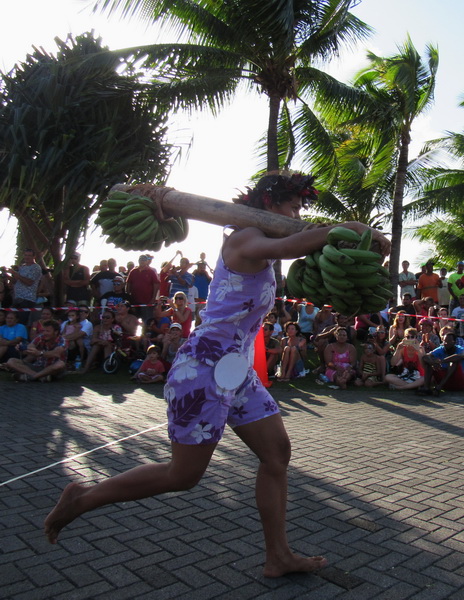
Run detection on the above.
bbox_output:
[0,248,212,383]
[1,250,463,394]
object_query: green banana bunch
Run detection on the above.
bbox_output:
[286,226,393,316]
[95,190,190,252]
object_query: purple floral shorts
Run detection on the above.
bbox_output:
[164,354,279,445]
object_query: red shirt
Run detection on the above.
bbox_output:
[127,267,160,304]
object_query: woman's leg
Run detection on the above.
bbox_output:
[44,441,216,544]
[233,414,327,577]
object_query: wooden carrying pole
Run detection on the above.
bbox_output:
[111,184,313,238]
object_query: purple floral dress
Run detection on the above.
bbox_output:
[165,250,279,445]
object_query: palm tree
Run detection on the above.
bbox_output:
[308,126,394,228]
[316,36,439,291]
[405,114,464,264]
[0,32,171,279]
[91,0,371,179]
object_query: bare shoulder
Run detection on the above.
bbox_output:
[222,227,269,273]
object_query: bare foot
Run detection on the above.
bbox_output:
[44,482,86,544]
[264,553,328,578]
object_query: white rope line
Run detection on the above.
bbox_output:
[0,421,168,488]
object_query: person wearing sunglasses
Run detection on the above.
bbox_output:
[385,328,425,390]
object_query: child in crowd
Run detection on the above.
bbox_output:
[132,345,165,384]
[355,342,384,387]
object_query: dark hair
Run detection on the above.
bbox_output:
[284,321,301,335]
[234,171,318,210]
[42,319,61,334]
[263,321,274,332]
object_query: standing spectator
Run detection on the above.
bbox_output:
[448,261,464,313]
[126,255,160,323]
[414,263,427,297]
[451,294,464,339]
[159,251,183,298]
[36,268,55,307]
[63,253,91,306]
[8,248,43,324]
[417,261,442,303]
[6,319,67,382]
[437,267,450,308]
[192,261,212,303]
[419,331,464,395]
[393,293,417,326]
[100,276,132,310]
[90,259,118,303]
[0,311,28,363]
[168,257,193,298]
[398,260,417,298]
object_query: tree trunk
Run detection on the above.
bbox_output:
[389,127,410,302]
[267,93,281,172]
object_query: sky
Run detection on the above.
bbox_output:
[1,0,463,272]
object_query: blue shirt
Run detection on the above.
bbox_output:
[430,344,464,370]
[0,323,28,341]
[169,271,193,297]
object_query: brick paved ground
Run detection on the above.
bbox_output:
[1,380,464,599]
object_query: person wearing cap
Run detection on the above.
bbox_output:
[62,253,91,306]
[100,277,132,310]
[126,255,160,324]
[417,261,442,303]
[45,171,391,577]
[160,322,183,369]
[448,261,464,313]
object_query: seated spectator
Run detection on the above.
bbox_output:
[388,311,410,348]
[355,342,384,387]
[323,326,357,389]
[132,344,165,384]
[313,313,356,374]
[0,311,28,363]
[143,316,171,351]
[60,309,84,363]
[100,276,132,310]
[418,331,464,396]
[279,321,307,381]
[413,296,438,320]
[0,309,6,327]
[81,310,122,373]
[354,312,382,342]
[313,304,336,338]
[160,322,184,371]
[435,306,450,335]
[264,311,283,339]
[369,325,391,379]
[451,294,464,339]
[29,307,55,339]
[296,301,319,344]
[385,328,425,390]
[263,321,282,377]
[417,318,440,353]
[439,325,464,347]
[115,301,140,336]
[158,292,193,339]
[6,319,67,382]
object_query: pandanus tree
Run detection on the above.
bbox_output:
[0,31,171,279]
